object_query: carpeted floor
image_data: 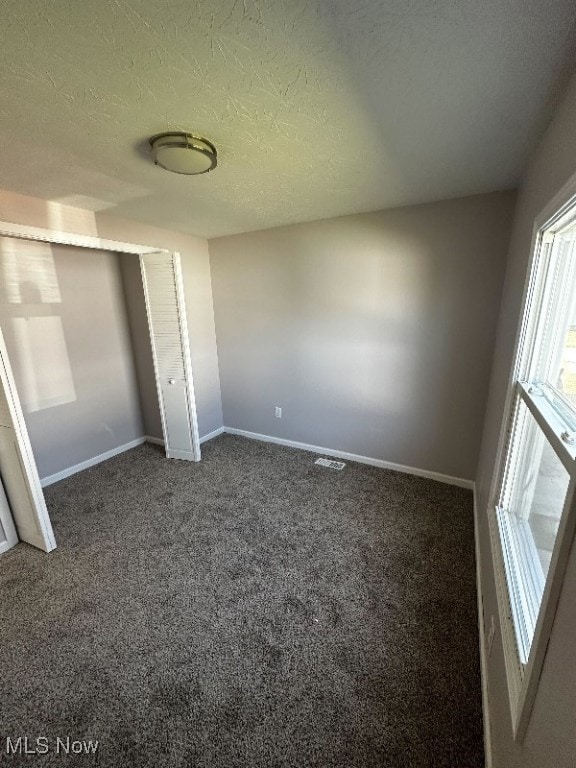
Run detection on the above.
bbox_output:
[0,435,483,767]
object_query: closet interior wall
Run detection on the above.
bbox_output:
[0,237,157,482]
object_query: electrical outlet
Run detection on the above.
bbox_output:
[275,406,282,418]
[487,615,496,657]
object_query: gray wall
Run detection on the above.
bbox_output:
[0,238,144,479]
[0,190,224,441]
[209,191,515,481]
[476,71,576,766]
[90,215,224,440]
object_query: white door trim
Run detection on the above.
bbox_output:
[0,327,56,552]
[0,220,168,256]
[0,476,18,553]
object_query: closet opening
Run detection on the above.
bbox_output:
[0,224,200,555]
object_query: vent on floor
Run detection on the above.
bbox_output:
[315,458,346,470]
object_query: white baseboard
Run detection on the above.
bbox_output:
[474,489,493,768]
[144,435,164,446]
[145,426,225,448]
[38,424,472,491]
[40,429,227,487]
[199,426,225,444]
[40,437,147,487]
[224,427,474,489]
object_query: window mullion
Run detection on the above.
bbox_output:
[518,382,576,475]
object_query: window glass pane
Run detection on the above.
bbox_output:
[535,235,576,393]
[498,397,570,661]
[528,439,567,575]
[526,232,576,436]
[553,308,576,407]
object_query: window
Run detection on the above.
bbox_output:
[492,195,576,736]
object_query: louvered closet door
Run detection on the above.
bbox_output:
[140,252,201,461]
[0,327,56,552]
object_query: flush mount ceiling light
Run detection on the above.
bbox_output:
[149,132,217,175]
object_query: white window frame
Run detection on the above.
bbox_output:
[488,173,576,740]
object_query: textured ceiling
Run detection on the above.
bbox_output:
[0,0,575,238]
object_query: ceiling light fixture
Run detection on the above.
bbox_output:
[149,132,217,175]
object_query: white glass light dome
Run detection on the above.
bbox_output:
[149,133,217,175]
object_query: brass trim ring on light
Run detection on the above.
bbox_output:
[148,132,218,175]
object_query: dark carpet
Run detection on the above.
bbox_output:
[0,435,483,767]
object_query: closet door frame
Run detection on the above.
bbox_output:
[0,326,56,552]
[0,220,201,552]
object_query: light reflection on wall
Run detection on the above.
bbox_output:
[293,237,429,412]
[1,239,61,304]
[10,317,76,413]
[0,236,76,414]
[46,199,99,238]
